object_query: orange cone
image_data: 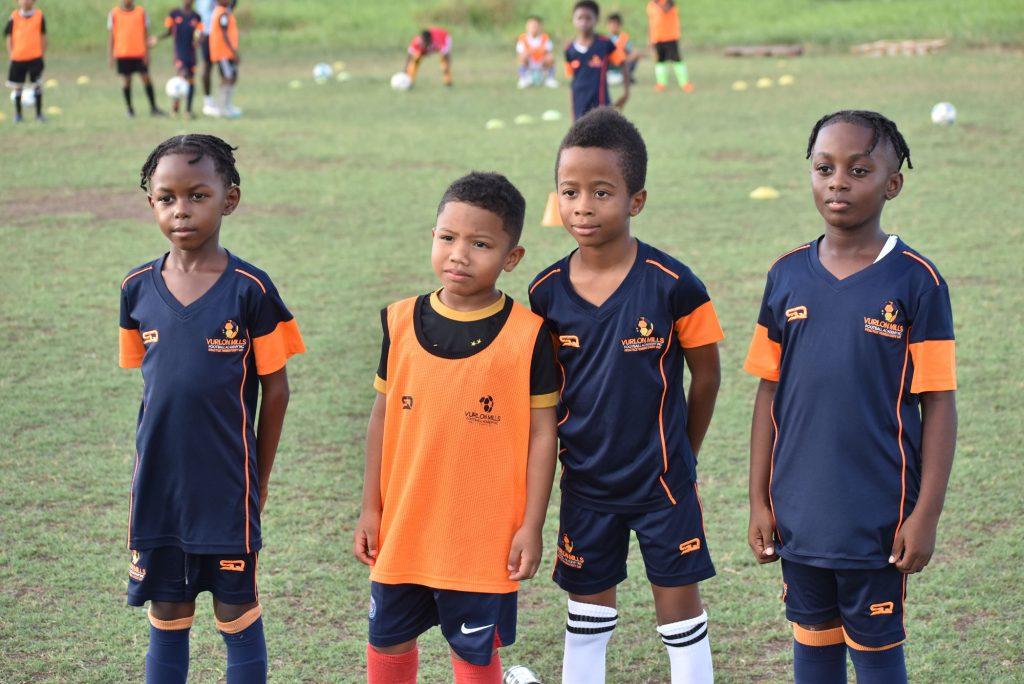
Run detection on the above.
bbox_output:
[541,191,562,227]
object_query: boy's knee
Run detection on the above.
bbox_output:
[149,600,196,623]
[213,598,259,625]
[799,617,843,631]
[370,639,418,656]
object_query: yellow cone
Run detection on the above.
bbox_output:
[750,186,780,200]
[76,75,91,85]
[542,191,562,227]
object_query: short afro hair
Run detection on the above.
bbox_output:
[556,107,648,194]
[806,110,912,170]
[436,171,526,246]
[573,1,600,18]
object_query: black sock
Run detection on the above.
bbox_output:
[14,91,22,117]
[123,85,134,113]
[186,83,194,113]
[35,88,42,116]
[144,82,158,111]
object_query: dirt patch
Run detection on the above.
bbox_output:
[1,187,150,226]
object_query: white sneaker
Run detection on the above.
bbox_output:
[544,77,559,88]
[223,105,243,119]
[517,76,531,89]
[203,103,221,117]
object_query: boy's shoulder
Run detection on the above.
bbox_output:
[894,239,947,289]
[765,241,814,277]
[528,256,569,303]
[640,241,699,283]
[231,255,279,295]
[121,258,160,293]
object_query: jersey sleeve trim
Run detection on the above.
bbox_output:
[252,318,305,375]
[530,391,559,409]
[121,265,153,289]
[675,300,724,348]
[743,323,781,381]
[119,327,145,368]
[235,268,267,294]
[645,258,679,279]
[770,244,811,270]
[909,340,957,393]
[529,267,562,295]
[900,251,940,286]
[373,375,387,394]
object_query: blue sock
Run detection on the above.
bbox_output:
[794,640,847,684]
[146,624,190,684]
[220,615,268,684]
[849,644,907,684]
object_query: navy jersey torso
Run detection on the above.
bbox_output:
[751,238,955,568]
[565,35,616,119]
[529,241,723,513]
[120,253,299,554]
[168,9,201,62]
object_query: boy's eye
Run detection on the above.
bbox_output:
[815,165,832,174]
[595,190,609,198]
[438,234,454,242]
[190,193,207,201]
[158,195,174,203]
[473,241,490,249]
[851,168,869,177]
[561,189,577,198]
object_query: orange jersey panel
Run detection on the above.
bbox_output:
[674,300,725,349]
[370,296,542,593]
[209,6,239,62]
[517,31,552,62]
[9,10,44,61]
[647,1,681,43]
[109,6,148,59]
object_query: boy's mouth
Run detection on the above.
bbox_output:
[824,199,850,211]
[444,269,472,281]
[572,223,599,236]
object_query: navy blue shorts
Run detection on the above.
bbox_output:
[553,482,715,595]
[781,558,907,650]
[127,547,259,607]
[368,582,516,666]
[174,56,197,75]
[570,90,605,121]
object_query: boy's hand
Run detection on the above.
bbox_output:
[613,93,629,110]
[507,526,542,581]
[889,511,938,574]
[353,508,381,567]
[259,484,269,513]
[748,504,779,564]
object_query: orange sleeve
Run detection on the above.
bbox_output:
[565,61,576,78]
[119,327,145,368]
[609,45,625,66]
[252,319,306,376]
[743,324,781,381]
[164,16,173,29]
[674,301,724,348]
[909,340,957,393]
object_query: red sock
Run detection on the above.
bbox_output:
[451,650,502,684]
[367,643,417,684]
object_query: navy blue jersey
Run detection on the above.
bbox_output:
[165,9,201,63]
[529,240,724,513]
[119,252,305,554]
[565,35,621,119]
[743,238,956,569]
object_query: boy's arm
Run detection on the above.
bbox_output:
[890,390,957,573]
[354,392,386,566]
[108,18,115,67]
[255,366,290,512]
[5,22,11,57]
[220,14,238,60]
[682,342,720,458]
[508,405,558,581]
[748,379,779,563]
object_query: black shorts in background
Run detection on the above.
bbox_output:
[7,58,44,86]
[117,57,148,76]
[653,40,681,62]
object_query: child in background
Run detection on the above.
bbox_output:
[606,13,638,86]
[516,15,557,89]
[564,1,626,120]
[4,0,46,122]
[744,111,957,684]
[404,26,452,88]
[108,0,165,117]
[646,0,692,93]
[158,0,202,118]
[209,0,240,118]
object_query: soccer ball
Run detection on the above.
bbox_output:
[390,71,412,91]
[11,87,36,106]
[930,102,956,125]
[606,70,624,86]
[312,62,333,84]
[165,76,189,100]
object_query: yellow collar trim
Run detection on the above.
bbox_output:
[430,290,506,322]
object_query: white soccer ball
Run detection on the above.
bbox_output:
[312,62,333,84]
[606,70,624,86]
[11,87,36,106]
[390,71,412,91]
[165,76,189,100]
[930,102,956,126]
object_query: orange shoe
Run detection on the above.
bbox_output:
[654,83,667,92]
[682,82,695,93]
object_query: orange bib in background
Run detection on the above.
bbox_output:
[209,6,238,62]
[9,10,44,61]
[110,6,148,59]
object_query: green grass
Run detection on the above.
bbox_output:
[1,37,1023,684]
[39,0,1024,53]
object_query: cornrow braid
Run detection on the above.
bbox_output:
[806,110,912,170]
[140,134,241,192]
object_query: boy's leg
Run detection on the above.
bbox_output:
[782,559,847,684]
[517,54,529,87]
[12,87,23,120]
[368,640,418,684]
[836,567,908,684]
[204,551,265,683]
[564,590,617,684]
[31,59,44,119]
[543,54,558,87]
[653,43,670,90]
[120,71,135,116]
[634,483,716,683]
[139,69,163,115]
[437,590,516,684]
[367,582,437,684]
[440,53,453,86]
[405,54,421,83]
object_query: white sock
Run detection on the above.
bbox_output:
[658,610,714,683]
[220,84,233,111]
[562,599,617,684]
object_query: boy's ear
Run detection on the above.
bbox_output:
[503,244,526,272]
[146,193,156,210]
[629,188,648,217]
[885,172,904,201]
[221,185,241,215]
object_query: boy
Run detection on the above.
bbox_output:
[108,0,164,117]
[4,0,45,122]
[121,134,305,682]
[354,172,559,683]
[516,15,557,89]
[565,1,626,121]
[606,13,638,85]
[530,108,722,683]
[209,0,240,117]
[158,0,202,118]
[645,0,692,92]
[404,26,452,87]
[744,111,957,684]
[195,0,235,116]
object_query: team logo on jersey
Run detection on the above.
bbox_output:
[401,395,414,410]
[588,54,604,68]
[621,316,665,352]
[128,549,146,582]
[219,559,246,572]
[142,329,159,344]
[869,601,894,616]
[678,538,701,555]
[864,301,905,340]
[785,306,808,322]
[559,335,580,348]
[466,396,501,425]
[207,320,248,353]
[557,534,584,569]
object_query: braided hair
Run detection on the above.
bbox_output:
[140,134,241,192]
[806,110,912,170]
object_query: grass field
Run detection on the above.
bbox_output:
[2,4,1023,682]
